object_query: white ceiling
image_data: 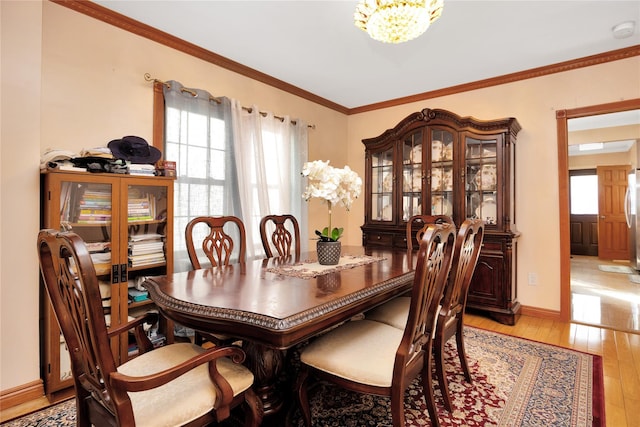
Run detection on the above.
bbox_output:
[93,0,640,110]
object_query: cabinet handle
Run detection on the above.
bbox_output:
[377,235,382,240]
[112,265,119,284]
[120,264,127,283]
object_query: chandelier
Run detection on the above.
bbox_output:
[354,0,444,44]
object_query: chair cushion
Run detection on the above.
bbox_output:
[300,320,404,387]
[117,342,254,427]
[365,296,410,330]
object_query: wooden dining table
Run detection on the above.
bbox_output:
[142,245,414,422]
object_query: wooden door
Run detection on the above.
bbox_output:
[597,165,630,260]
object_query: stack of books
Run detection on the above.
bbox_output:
[74,185,112,224]
[128,233,165,267]
[128,193,155,222]
[85,241,112,276]
[128,164,157,176]
[128,288,149,303]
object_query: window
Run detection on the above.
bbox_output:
[160,80,308,271]
[570,172,598,215]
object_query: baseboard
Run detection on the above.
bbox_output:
[0,380,45,409]
[520,305,561,321]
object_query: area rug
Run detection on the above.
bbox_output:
[1,327,604,427]
[629,274,640,284]
[598,264,634,274]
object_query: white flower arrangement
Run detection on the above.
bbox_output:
[302,160,363,241]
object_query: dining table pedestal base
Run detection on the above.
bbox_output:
[243,341,287,417]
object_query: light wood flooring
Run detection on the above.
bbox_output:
[571,255,640,333]
[2,313,639,427]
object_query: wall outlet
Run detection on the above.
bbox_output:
[528,272,538,286]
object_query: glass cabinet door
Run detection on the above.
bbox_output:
[401,129,423,221]
[429,128,454,216]
[371,147,394,221]
[47,176,118,394]
[465,136,498,224]
[122,180,173,360]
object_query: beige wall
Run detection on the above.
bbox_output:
[1,0,639,395]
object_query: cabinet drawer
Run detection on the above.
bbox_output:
[364,233,393,246]
[481,240,503,252]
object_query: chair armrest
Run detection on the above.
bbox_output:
[109,344,246,410]
[107,312,157,354]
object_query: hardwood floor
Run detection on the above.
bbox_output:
[571,255,640,333]
[2,313,639,426]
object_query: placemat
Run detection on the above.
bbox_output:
[266,254,386,279]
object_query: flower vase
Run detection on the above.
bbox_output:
[316,240,341,265]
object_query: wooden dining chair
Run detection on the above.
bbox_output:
[185,215,247,269]
[433,218,484,411]
[185,215,247,347]
[259,214,301,259]
[406,214,454,249]
[37,229,262,427]
[294,223,456,427]
[365,214,454,329]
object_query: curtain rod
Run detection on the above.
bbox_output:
[144,73,315,129]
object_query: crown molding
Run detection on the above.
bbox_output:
[51,1,639,116]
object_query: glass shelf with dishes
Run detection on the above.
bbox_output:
[371,148,394,221]
[465,137,498,224]
[401,130,423,221]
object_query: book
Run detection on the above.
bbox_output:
[128,288,149,302]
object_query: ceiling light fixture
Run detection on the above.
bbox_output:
[354,0,444,44]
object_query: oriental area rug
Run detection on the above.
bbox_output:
[1,327,604,427]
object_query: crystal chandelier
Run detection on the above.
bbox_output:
[354,0,444,44]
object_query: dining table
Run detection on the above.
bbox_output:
[142,245,415,422]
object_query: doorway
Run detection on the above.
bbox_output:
[558,99,640,333]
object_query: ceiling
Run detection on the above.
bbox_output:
[93,0,640,110]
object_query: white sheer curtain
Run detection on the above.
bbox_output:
[230,100,309,259]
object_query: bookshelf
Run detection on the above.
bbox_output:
[40,170,175,399]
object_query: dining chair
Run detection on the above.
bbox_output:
[259,214,301,259]
[366,219,485,412]
[185,215,247,269]
[185,215,247,347]
[365,214,454,329]
[433,218,484,412]
[294,223,456,427]
[37,229,262,427]
[406,214,454,249]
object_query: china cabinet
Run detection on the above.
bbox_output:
[40,170,175,399]
[361,108,522,325]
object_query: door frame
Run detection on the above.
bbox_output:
[556,98,640,322]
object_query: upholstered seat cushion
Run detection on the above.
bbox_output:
[300,319,404,387]
[117,343,254,427]
[365,296,411,330]
[366,297,442,339]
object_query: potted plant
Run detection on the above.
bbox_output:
[302,160,362,265]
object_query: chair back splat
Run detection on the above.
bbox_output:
[259,214,301,259]
[185,216,247,268]
[294,223,456,427]
[434,218,484,411]
[38,229,262,427]
[185,216,247,347]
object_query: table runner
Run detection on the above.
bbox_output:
[266,254,385,279]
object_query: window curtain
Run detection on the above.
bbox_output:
[230,100,309,259]
[163,81,241,272]
[163,80,309,269]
